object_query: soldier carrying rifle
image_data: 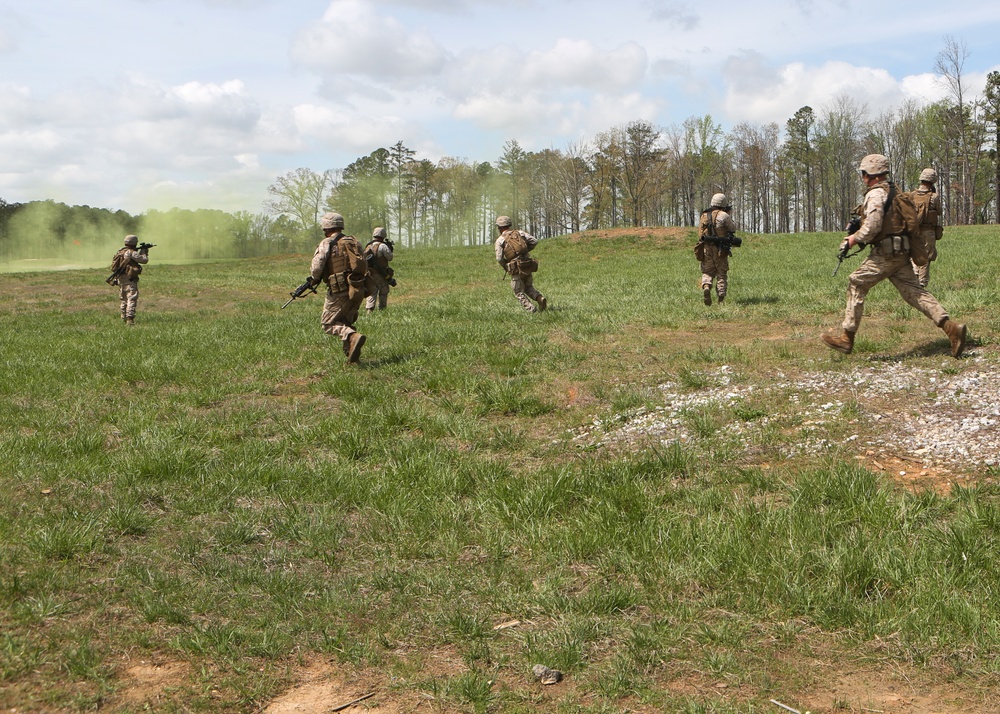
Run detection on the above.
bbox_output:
[108,234,153,326]
[694,193,740,306]
[821,154,967,358]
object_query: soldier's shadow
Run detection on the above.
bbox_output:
[357,354,416,369]
[731,295,780,306]
[867,335,979,362]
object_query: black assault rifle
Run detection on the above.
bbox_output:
[832,217,863,277]
[106,243,155,285]
[281,276,318,308]
[704,233,743,253]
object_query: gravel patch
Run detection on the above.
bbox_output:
[571,358,1000,473]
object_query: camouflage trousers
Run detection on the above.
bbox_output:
[118,278,139,319]
[510,273,544,312]
[699,245,729,298]
[365,274,391,311]
[843,251,948,333]
[911,227,937,288]
[321,289,362,345]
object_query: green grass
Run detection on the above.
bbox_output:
[0,226,999,712]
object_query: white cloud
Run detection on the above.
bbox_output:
[454,90,660,141]
[721,54,924,125]
[292,103,413,153]
[290,0,448,82]
[446,40,647,97]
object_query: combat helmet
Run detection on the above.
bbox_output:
[495,215,513,229]
[919,168,938,184]
[859,154,890,176]
[320,212,344,230]
[372,227,387,239]
[124,234,138,247]
[710,193,729,209]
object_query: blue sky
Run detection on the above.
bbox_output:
[1,0,998,215]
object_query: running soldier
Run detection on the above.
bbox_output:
[821,154,967,358]
[309,212,369,363]
[910,168,943,288]
[494,215,547,313]
[364,227,395,313]
[109,234,149,325]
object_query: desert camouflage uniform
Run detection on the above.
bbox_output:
[911,184,942,288]
[495,227,546,313]
[310,228,368,358]
[364,230,394,312]
[841,182,948,333]
[112,245,148,323]
[700,208,736,303]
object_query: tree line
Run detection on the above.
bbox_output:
[262,39,999,249]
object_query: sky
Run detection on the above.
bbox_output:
[1,0,999,216]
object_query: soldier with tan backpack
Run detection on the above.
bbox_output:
[494,215,547,313]
[108,234,151,325]
[821,154,967,358]
[909,168,943,288]
[694,193,739,305]
[308,212,369,363]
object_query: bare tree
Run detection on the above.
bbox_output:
[935,35,987,223]
[265,167,336,248]
[983,70,1000,223]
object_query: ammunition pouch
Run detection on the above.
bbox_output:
[872,235,909,256]
[508,257,538,275]
[327,272,350,293]
[694,241,706,262]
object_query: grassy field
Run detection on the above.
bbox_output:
[1,226,999,713]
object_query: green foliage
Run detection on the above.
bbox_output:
[0,227,998,710]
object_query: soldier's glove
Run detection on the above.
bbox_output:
[839,238,851,254]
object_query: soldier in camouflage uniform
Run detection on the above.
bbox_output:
[494,215,547,313]
[698,193,737,305]
[364,227,394,313]
[910,168,942,288]
[822,155,967,358]
[309,212,369,363]
[110,234,149,325]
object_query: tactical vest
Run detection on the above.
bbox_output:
[501,229,529,261]
[912,187,940,227]
[323,235,350,291]
[701,209,726,238]
[364,241,391,276]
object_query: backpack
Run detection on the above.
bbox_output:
[881,184,921,240]
[906,189,941,266]
[698,209,715,239]
[109,249,129,274]
[501,230,530,261]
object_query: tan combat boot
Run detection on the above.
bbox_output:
[125,316,135,326]
[347,332,366,363]
[537,295,547,312]
[702,286,712,306]
[941,319,967,358]
[821,330,855,354]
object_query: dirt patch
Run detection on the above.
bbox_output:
[118,659,192,707]
[797,666,998,713]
